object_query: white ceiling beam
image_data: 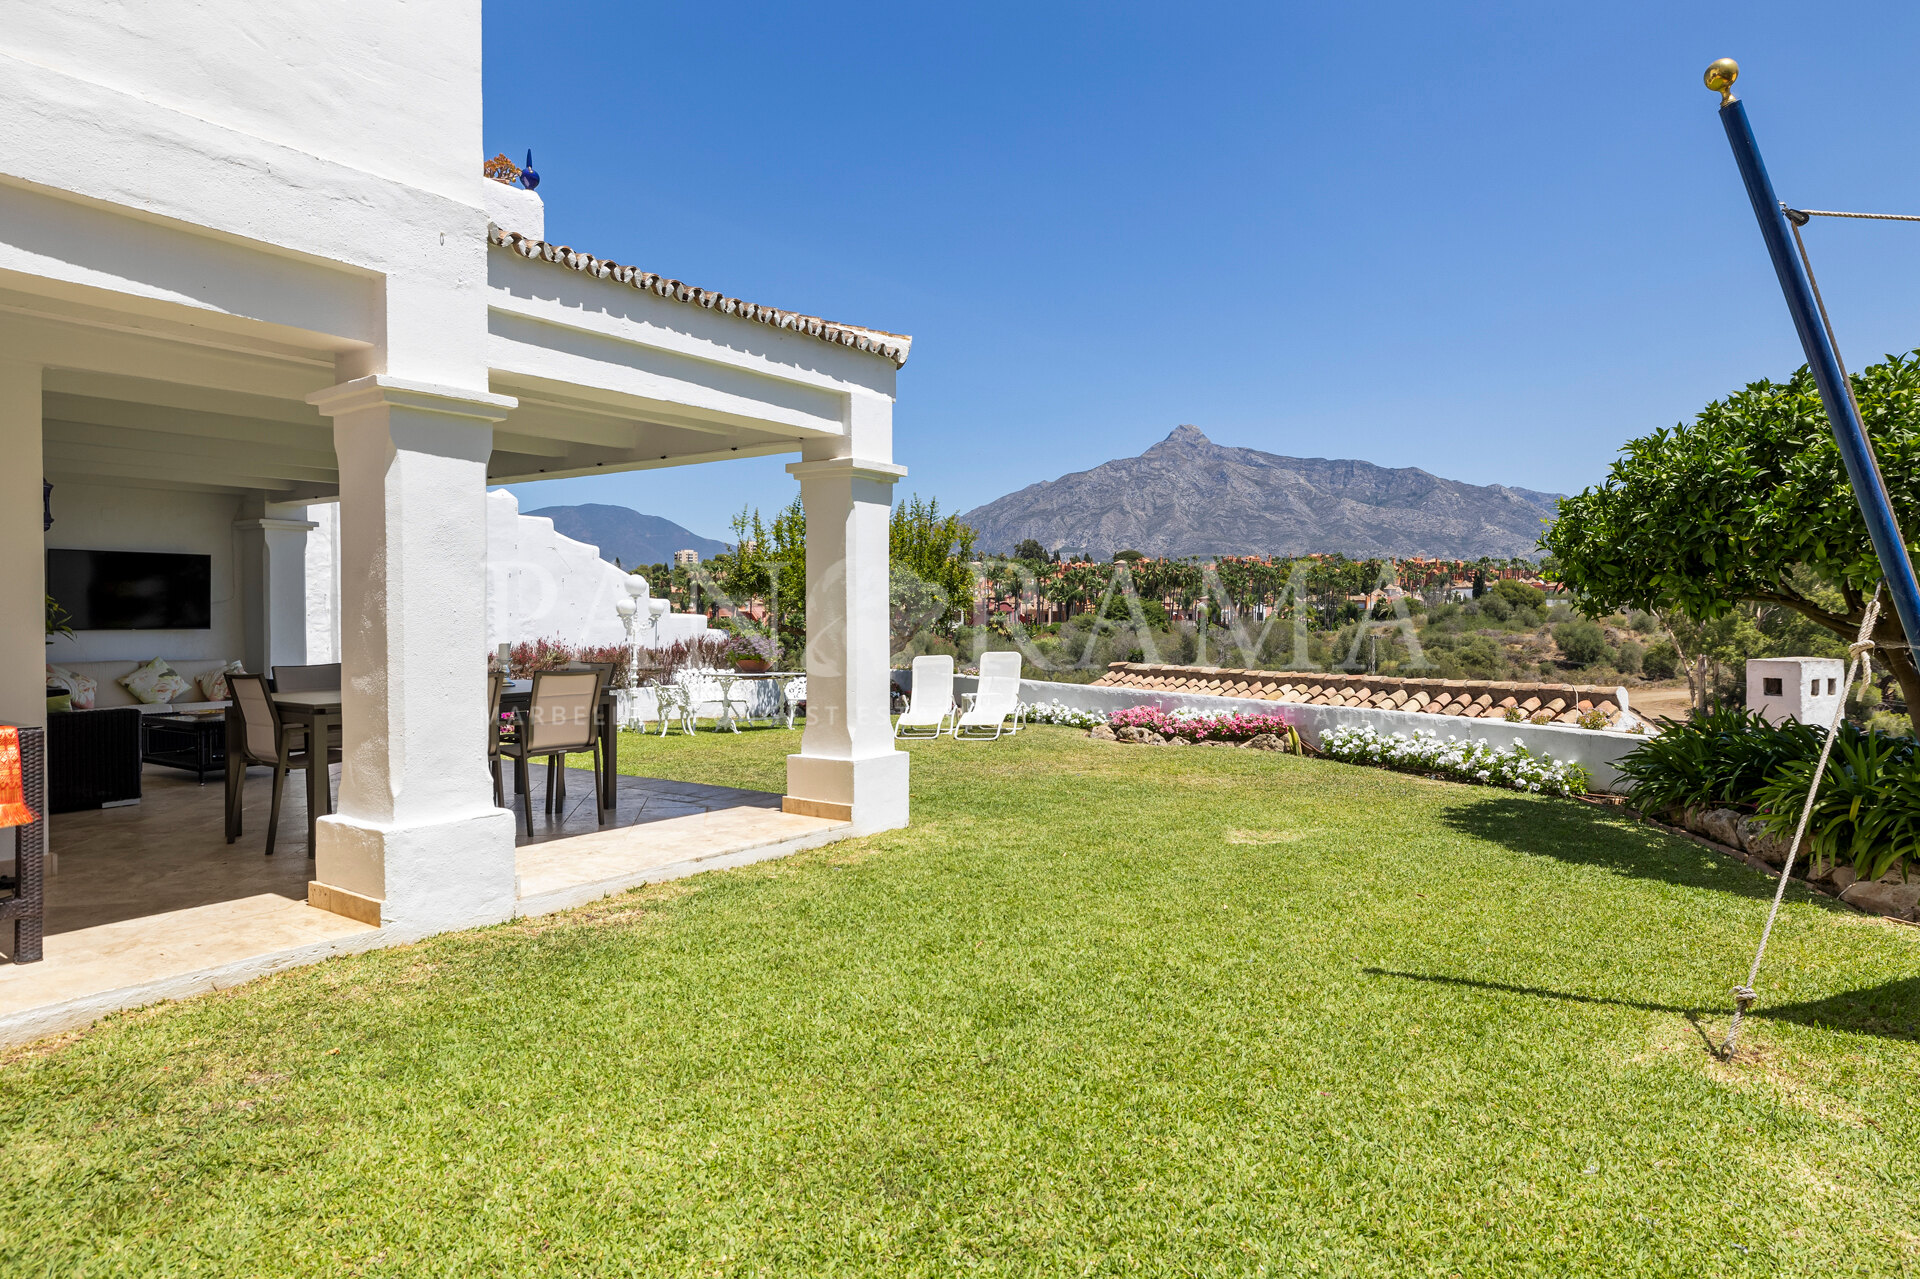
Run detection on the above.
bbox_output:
[0,313,328,402]
[43,395,334,451]
[44,440,334,485]
[41,371,326,425]
[44,420,337,469]
[45,470,262,498]
[487,439,796,485]
[45,456,300,493]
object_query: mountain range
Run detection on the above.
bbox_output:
[959,425,1562,561]
[527,503,730,567]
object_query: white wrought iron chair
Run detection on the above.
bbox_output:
[649,679,691,736]
[895,655,956,739]
[955,651,1024,740]
[676,668,750,733]
[782,676,807,729]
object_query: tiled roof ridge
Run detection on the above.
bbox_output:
[487,225,912,367]
[1091,662,1630,726]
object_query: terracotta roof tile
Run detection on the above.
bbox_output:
[488,226,912,367]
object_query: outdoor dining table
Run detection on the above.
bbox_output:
[713,670,804,727]
[499,678,620,817]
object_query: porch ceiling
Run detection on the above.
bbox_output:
[21,255,848,502]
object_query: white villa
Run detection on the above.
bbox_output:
[0,0,910,1041]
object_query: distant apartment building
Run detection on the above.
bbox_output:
[673,549,700,567]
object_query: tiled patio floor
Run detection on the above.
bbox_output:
[0,760,848,1045]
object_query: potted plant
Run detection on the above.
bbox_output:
[729,634,775,674]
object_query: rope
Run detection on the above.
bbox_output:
[1782,206,1920,225]
[1721,586,1883,1059]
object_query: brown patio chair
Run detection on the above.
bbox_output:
[496,668,608,837]
[226,672,341,857]
[272,663,341,693]
[487,669,506,808]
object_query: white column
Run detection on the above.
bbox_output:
[233,504,319,674]
[0,363,44,729]
[784,454,909,834]
[307,375,517,934]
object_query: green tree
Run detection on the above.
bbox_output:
[1013,538,1048,563]
[890,495,979,645]
[1545,351,1920,729]
[1491,578,1545,611]
[1552,618,1609,667]
[1642,639,1681,681]
[1113,549,1145,563]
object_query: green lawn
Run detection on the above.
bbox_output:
[4,725,1918,1275]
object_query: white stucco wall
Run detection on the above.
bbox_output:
[6,0,483,205]
[484,489,630,649]
[1,0,493,388]
[304,501,340,663]
[953,675,1648,794]
[43,482,244,666]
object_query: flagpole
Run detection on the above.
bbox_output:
[1707,58,1920,651]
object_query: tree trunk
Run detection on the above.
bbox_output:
[1881,645,1920,736]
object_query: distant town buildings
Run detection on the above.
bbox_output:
[673,549,700,567]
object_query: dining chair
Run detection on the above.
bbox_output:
[271,663,342,693]
[487,669,506,808]
[226,672,342,856]
[496,669,609,836]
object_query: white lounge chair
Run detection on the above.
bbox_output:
[895,655,956,739]
[955,652,1024,740]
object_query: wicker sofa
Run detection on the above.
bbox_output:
[45,659,239,812]
[50,659,239,716]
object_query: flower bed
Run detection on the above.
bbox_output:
[1320,723,1591,797]
[1020,700,1107,729]
[1108,705,1298,744]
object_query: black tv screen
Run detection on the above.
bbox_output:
[47,549,212,631]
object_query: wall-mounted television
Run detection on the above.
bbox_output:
[46,549,213,631]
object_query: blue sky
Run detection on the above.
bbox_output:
[488,2,1920,545]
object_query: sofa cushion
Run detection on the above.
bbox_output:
[45,663,98,710]
[60,660,246,708]
[119,658,194,705]
[197,659,245,702]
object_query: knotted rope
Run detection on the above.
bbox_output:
[1721,586,1883,1059]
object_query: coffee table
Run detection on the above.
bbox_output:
[141,712,227,784]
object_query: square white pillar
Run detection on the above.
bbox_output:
[307,376,517,934]
[0,363,44,729]
[784,455,909,834]
[233,504,319,675]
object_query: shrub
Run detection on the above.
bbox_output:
[1641,640,1681,681]
[1492,579,1546,611]
[1108,705,1296,743]
[1615,641,1644,676]
[1615,704,1826,816]
[1756,724,1920,880]
[1553,619,1609,666]
[1320,724,1590,797]
[1477,593,1513,623]
[1021,700,1105,729]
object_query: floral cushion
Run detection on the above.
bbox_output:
[45,663,97,710]
[197,659,245,702]
[119,658,194,706]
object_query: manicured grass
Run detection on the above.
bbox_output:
[4,726,1919,1275]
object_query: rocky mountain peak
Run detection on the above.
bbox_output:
[959,426,1562,560]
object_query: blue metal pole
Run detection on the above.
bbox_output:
[1710,63,1920,649]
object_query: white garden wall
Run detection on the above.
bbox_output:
[949,675,1647,794]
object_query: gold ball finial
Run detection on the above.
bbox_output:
[1705,58,1740,106]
